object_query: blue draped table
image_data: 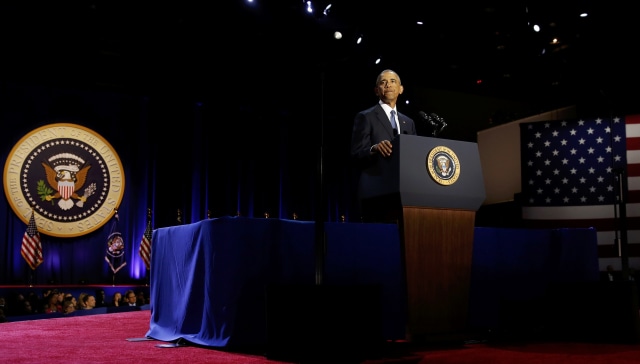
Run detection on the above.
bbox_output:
[145,216,599,347]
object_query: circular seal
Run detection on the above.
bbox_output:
[106,232,125,258]
[426,146,460,186]
[3,123,125,237]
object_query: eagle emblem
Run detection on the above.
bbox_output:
[436,155,452,177]
[41,153,92,210]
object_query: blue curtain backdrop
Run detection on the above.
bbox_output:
[0,80,356,285]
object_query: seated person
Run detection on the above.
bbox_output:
[123,290,137,306]
[81,294,96,310]
[62,300,76,314]
[110,292,122,307]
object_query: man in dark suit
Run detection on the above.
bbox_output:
[349,69,417,222]
[123,289,138,306]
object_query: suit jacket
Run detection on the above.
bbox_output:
[350,103,416,168]
[348,104,417,221]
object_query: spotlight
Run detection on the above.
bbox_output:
[334,31,342,40]
[323,4,332,16]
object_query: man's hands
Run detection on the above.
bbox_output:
[372,140,393,157]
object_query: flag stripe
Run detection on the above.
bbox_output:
[523,203,640,220]
[598,230,640,245]
[522,216,640,231]
[627,114,640,124]
[630,164,640,180]
[598,244,640,258]
[598,231,640,258]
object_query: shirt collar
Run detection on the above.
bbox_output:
[378,101,397,119]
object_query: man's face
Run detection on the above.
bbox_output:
[374,71,403,103]
[126,293,137,304]
[87,296,96,308]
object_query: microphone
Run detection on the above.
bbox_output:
[418,111,438,127]
[437,118,447,135]
[418,111,447,136]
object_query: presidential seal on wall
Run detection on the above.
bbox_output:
[426,146,460,186]
[3,123,125,237]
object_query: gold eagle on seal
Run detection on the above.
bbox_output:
[41,162,92,211]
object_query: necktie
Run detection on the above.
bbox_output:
[390,110,398,135]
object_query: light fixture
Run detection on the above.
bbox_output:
[323,3,332,16]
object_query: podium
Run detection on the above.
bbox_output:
[358,134,486,342]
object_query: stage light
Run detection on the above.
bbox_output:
[375,58,381,64]
[323,3,332,16]
[356,36,362,44]
[334,31,342,39]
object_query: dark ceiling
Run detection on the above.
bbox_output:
[2,1,638,140]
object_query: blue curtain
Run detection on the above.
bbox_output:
[0,81,355,285]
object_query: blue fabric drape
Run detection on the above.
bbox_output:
[147,216,316,347]
[146,218,599,347]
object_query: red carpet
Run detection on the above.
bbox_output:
[392,342,640,364]
[4,311,640,364]
[2,311,291,364]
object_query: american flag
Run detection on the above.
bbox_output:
[139,218,152,270]
[21,211,43,270]
[520,115,640,262]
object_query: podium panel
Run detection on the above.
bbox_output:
[359,134,486,342]
[358,134,486,210]
[402,207,476,341]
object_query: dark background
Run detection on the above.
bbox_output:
[2,1,638,141]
